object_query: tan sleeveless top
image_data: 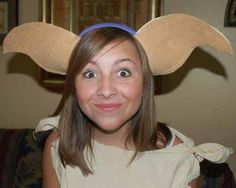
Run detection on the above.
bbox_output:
[36,116,233,188]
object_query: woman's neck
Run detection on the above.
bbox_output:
[93,124,135,150]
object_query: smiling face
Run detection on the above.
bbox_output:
[75,39,143,136]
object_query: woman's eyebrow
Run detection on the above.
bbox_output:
[86,61,98,65]
[114,58,135,65]
[88,58,135,65]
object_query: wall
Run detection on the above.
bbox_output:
[0,0,62,128]
[0,0,235,177]
[156,0,236,177]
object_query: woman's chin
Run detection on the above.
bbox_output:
[95,124,123,134]
[94,121,130,135]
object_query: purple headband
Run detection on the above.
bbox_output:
[79,23,136,37]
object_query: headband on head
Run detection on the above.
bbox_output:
[79,22,136,36]
[3,14,233,75]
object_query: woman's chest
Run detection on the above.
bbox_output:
[61,149,193,188]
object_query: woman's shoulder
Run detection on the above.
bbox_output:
[155,122,184,148]
[45,131,60,146]
[155,123,233,164]
[44,131,60,157]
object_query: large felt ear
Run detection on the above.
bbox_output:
[136,14,233,75]
[3,22,79,74]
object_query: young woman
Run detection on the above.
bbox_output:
[42,26,200,187]
[3,14,233,188]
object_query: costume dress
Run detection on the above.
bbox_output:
[36,116,233,188]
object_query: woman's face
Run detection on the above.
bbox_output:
[75,39,143,134]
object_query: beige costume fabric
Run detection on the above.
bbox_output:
[36,116,232,188]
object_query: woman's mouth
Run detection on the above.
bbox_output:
[94,103,122,112]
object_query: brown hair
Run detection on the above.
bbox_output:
[57,27,157,175]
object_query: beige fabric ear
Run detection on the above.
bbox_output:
[136,14,234,75]
[3,14,234,76]
[3,22,79,74]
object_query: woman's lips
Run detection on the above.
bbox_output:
[94,103,122,111]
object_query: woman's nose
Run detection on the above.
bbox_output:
[96,76,117,98]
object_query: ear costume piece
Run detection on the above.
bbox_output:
[3,22,79,74]
[3,14,233,75]
[136,14,233,75]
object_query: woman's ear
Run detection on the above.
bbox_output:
[3,22,80,74]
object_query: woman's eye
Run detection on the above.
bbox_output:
[118,69,131,77]
[83,71,96,78]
